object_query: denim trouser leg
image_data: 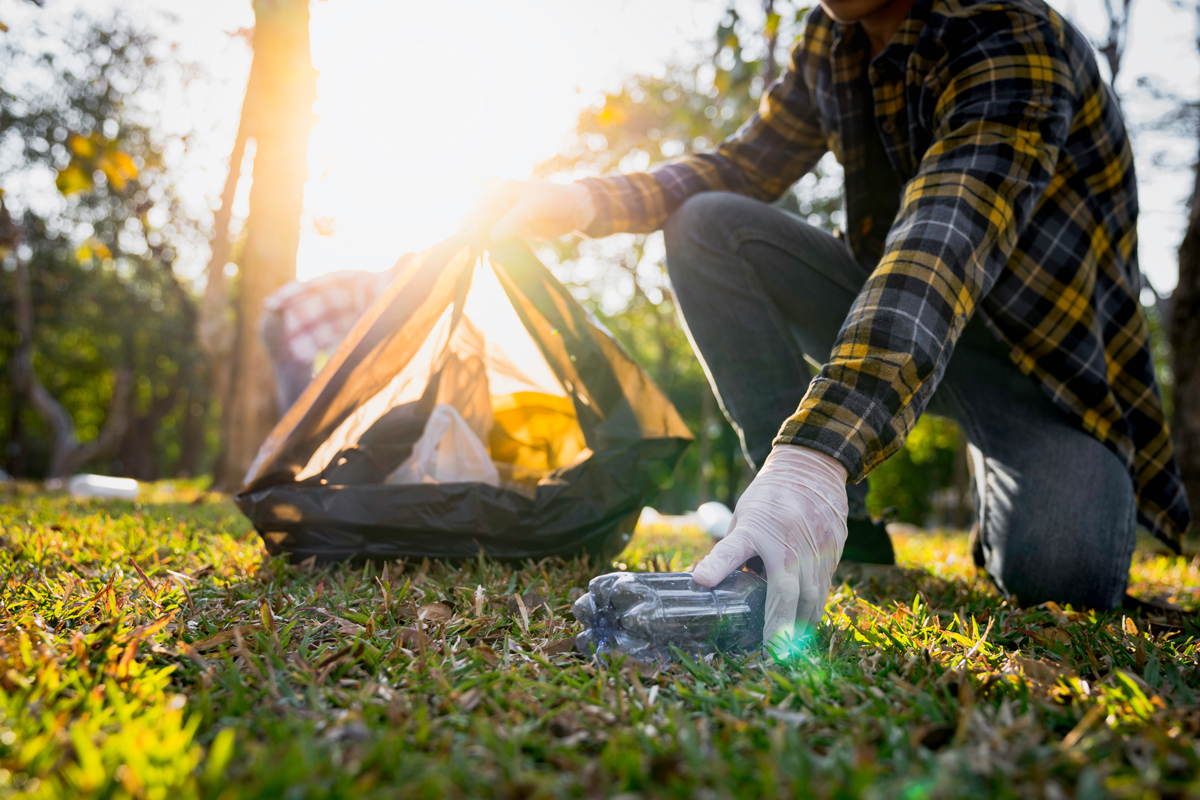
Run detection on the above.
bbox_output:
[662,192,1136,609]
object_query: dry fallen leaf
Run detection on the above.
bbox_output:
[505,592,547,616]
[1041,601,1074,625]
[1040,626,1073,645]
[417,602,452,623]
[540,637,577,656]
[454,687,483,712]
[512,594,531,634]
[396,627,429,648]
[581,703,617,726]
[763,707,812,727]
[191,625,264,652]
[317,644,355,669]
[1014,655,1077,688]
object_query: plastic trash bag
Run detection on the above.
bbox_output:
[386,404,501,487]
[385,346,500,487]
[235,236,693,563]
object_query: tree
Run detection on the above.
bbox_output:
[210,0,317,488]
[1170,0,1200,526]
[0,14,211,480]
[1,197,131,478]
[1098,0,1135,87]
[206,0,319,489]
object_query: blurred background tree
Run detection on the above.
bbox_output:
[0,14,213,480]
[1168,0,1200,527]
[0,0,318,490]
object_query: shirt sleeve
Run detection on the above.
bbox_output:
[579,37,829,238]
[774,10,1077,480]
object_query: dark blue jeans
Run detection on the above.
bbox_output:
[664,192,1136,609]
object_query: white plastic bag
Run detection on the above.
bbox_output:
[385,404,501,487]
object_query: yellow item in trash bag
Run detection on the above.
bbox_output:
[490,392,587,475]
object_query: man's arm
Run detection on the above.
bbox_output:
[469,27,828,245]
[580,39,829,238]
[775,9,1077,480]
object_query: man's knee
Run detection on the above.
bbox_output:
[663,192,759,270]
[982,446,1135,610]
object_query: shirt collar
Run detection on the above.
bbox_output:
[829,0,933,76]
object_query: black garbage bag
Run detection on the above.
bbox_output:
[235,236,694,563]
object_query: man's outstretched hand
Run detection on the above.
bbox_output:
[461,179,596,243]
[691,445,848,656]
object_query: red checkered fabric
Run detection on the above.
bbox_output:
[266,268,398,363]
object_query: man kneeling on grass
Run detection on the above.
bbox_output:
[473,0,1192,651]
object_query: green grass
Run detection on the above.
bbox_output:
[1,483,1198,799]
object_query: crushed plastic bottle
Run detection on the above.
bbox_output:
[572,570,767,662]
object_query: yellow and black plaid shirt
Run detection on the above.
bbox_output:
[581,0,1191,545]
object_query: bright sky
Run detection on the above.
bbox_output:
[2,0,1197,293]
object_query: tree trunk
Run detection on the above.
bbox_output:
[6,391,24,477]
[177,376,208,478]
[117,377,181,481]
[1170,132,1200,526]
[214,0,316,487]
[199,120,247,366]
[198,106,249,472]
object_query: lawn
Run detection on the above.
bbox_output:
[1,482,1198,799]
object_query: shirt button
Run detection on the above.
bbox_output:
[880,119,896,134]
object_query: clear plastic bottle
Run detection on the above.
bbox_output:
[572,570,767,662]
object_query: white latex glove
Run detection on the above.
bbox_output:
[692,445,848,654]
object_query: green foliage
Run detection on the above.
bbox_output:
[2,486,1199,798]
[867,415,966,525]
[0,13,213,480]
